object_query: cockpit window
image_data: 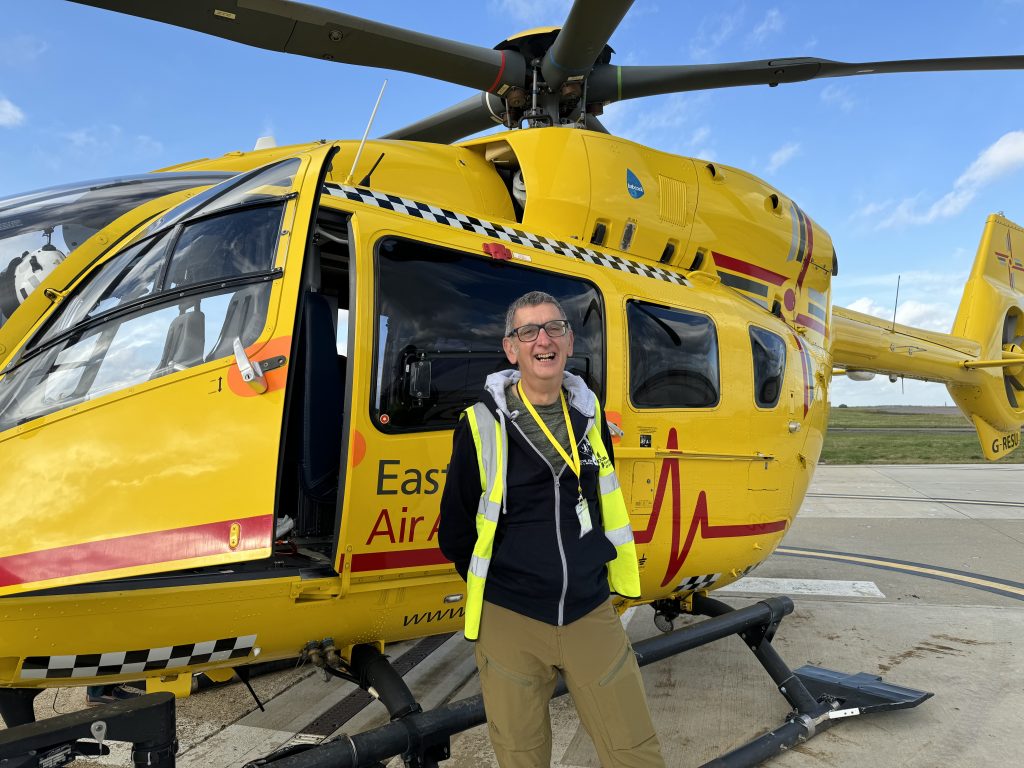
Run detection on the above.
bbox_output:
[0,172,233,327]
[0,159,296,433]
[165,205,282,289]
[34,231,174,345]
[28,203,283,352]
[140,158,300,239]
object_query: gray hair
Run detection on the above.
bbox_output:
[504,291,567,336]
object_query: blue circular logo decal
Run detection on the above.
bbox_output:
[626,169,645,199]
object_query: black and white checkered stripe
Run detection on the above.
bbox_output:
[674,573,721,593]
[324,184,688,287]
[19,635,257,680]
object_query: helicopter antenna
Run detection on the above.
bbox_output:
[345,79,388,185]
[891,274,902,332]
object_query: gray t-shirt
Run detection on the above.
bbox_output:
[505,382,573,472]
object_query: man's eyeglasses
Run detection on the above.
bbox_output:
[507,319,571,342]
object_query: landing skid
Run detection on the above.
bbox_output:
[686,594,931,767]
[0,595,931,768]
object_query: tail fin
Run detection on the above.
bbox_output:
[948,214,1024,459]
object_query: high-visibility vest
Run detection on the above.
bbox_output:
[461,401,641,641]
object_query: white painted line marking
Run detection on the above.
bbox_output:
[716,577,885,598]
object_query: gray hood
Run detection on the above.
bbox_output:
[484,369,597,418]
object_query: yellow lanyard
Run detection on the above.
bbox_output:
[517,382,581,483]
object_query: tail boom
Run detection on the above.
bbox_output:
[831,213,1024,460]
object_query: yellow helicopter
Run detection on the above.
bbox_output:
[1,0,1022,764]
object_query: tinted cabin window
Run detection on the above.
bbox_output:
[750,326,786,408]
[627,300,719,408]
[374,237,604,431]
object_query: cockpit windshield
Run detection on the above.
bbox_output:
[0,172,233,327]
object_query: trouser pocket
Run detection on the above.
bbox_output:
[476,646,550,751]
[584,643,657,750]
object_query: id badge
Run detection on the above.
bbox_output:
[575,496,593,537]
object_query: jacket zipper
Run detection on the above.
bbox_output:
[505,410,592,626]
[507,415,570,625]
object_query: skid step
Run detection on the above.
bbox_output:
[794,665,933,715]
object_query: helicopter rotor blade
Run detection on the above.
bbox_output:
[587,55,1024,103]
[69,0,527,94]
[540,0,634,90]
[380,93,506,144]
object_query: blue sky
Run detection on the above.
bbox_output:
[2,0,1023,405]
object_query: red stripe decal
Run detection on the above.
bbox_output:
[713,252,788,286]
[351,548,450,572]
[487,52,507,93]
[633,429,788,588]
[796,313,826,335]
[0,516,273,589]
[796,212,815,288]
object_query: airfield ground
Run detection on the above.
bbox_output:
[6,460,1019,768]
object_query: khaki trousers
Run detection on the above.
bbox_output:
[475,600,665,768]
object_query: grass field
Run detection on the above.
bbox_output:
[820,406,1024,464]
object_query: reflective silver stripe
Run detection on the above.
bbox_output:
[599,472,620,495]
[469,554,490,579]
[471,403,502,522]
[478,496,502,521]
[605,524,634,547]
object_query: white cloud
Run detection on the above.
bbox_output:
[862,131,1024,229]
[820,84,855,113]
[957,131,1024,188]
[489,0,572,25]
[689,125,711,147]
[837,269,968,292]
[895,299,957,331]
[0,35,49,68]
[602,95,684,138]
[0,97,25,128]
[749,9,783,44]
[843,296,954,333]
[829,293,962,406]
[63,125,122,151]
[689,8,745,61]
[765,141,799,173]
[601,94,712,153]
[57,124,163,162]
[135,134,164,158]
[844,297,889,317]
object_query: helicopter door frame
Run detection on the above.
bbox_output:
[333,229,608,595]
[0,145,340,597]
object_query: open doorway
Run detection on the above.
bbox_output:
[275,206,352,566]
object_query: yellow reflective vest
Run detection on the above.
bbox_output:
[461,399,641,641]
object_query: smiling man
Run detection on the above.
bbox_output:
[439,291,664,768]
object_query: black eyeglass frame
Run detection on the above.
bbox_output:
[506,319,572,342]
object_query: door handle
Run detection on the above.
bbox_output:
[233,338,268,394]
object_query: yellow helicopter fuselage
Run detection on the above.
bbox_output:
[2,125,1012,696]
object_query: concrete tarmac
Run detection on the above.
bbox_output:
[8,464,1022,767]
[438,464,1024,768]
